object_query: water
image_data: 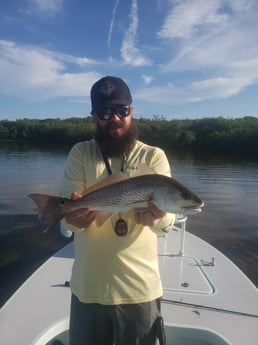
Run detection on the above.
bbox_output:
[0,142,258,296]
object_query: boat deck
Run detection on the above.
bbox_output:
[158,225,258,345]
[0,220,257,345]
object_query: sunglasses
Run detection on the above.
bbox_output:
[94,105,131,120]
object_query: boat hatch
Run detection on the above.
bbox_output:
[159,256,215,295]
[164,324,232,345]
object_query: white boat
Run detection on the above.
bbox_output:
[1,216,258,345]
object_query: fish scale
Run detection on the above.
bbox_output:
[77,176,156,212]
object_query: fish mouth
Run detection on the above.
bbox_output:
[181,201,204,214]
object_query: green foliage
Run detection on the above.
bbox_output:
[0,117,95,145]
[0,116,258,155]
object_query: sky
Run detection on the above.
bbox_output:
[1,0,258,120]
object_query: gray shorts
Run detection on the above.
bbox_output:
[69,294,165,345]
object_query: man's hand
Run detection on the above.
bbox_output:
[65,192,96,228]
[134,201,166,227]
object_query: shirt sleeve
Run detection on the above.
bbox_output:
[61,143,87,198]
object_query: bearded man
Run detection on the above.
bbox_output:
[60,76,175,345]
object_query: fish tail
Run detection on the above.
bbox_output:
[28,193,69,232]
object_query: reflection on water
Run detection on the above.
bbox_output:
[0,142,70,215]
[0,142,258,287]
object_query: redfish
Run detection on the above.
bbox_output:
[29,172,204,232]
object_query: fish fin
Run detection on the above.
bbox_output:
[95,211,113,227]
[81,172,130,196]
[134,164,155,176]
[28,193,68,232]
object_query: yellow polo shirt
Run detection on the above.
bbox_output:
[61,139,175,304]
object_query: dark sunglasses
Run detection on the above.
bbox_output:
[94,105,131,120]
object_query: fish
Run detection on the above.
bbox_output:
[29,171,204,232]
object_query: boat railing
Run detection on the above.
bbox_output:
[159,214,187,257]
[173,214,187,256]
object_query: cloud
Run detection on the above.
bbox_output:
[151,0,258,103]
[1,0,258,115]
[158,0,258,69]
[0,40,101,100]
[135,52,258,106]
[108,0,120,53]
[135,58,258,106]
[158,0,228,39]
[134,83,190,105]
[26,0,63,17]
[120,0,152,66]
[191,77,251,99]
[142,75,153,85]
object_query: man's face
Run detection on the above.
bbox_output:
[93,105,133,139]
[92,105,138,157]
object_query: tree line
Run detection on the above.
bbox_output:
[0,116,258,155]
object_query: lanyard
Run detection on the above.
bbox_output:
[99,147,126,175]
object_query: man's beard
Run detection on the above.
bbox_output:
[95,119,138,157]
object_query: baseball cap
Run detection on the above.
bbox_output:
[91,76,132,111]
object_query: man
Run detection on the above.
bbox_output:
[60,76,175,345]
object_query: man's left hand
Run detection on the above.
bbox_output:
[134,201,166,227]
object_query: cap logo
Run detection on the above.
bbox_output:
[99,81,115,97]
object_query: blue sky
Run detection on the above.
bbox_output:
[1,0,258,120]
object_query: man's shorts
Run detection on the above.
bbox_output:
[69,294,165,345]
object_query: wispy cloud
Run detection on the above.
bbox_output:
[147,0,258,104]
[27,0,63,17]
[1,0,258,117]
[120,0,152,66]
[135,83,190,105]
[158,0,228,40]
[158,0,258,69]
[70,98,90,104]
[0,40,101,100]
[136,63,258,106]
[142,75,153,85]
[108,0,120,53]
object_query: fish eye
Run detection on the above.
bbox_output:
[181,192,191,200]
[60,200,67,206]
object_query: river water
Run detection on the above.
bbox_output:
[0,141,257,305]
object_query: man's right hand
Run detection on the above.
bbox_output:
[65,192,96,228]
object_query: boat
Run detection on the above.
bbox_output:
[0,216,258,345]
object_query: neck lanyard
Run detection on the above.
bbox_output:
[99,147,126,175]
